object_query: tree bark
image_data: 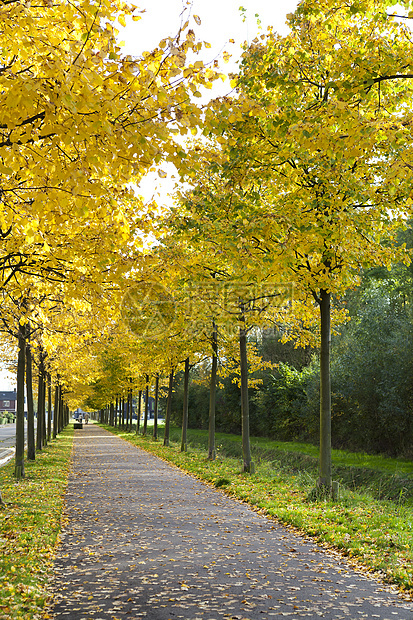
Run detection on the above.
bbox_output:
[128,387,133,432]
[126,388,132,433]
[25,327,35,460]
[36,357,45,451]
[53,383,59,439]
[57,383,63,434]
[163,369,174,447]
[47,373,52,443]
[181,358,190,452]
[15,322,26,479]
[208,323,218,460]
[42,372,47,446]
[239,311,254,473]
[317,288,332,494]
[153,375,159,441]
[36,350,45,450]
[136,390,141,435]
[143,376,149,436]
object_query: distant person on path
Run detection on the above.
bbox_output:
[84,413,89,424]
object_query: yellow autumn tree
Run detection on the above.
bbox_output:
[176,0,413,492]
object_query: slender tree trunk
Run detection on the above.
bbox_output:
[58,384,63,433]
[15,323,26,479]
[42,372,47,446]
[47,373,52,443]
[53,383,59,439]
[163,369,174,447]
[239,311,254,474]
[110,402,114,426]
[115,396,118,427]
[127,392,131,431]
[208,324,218,460]
[36,361,44,451]
[136,390,141,435]
[317,289,332,493]
[181,358,190,452]
[143,375,149,436]
[128,387,133,432]
[26,328,35,460]
[153,376,159,441]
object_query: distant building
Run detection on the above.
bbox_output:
[0,389,16,412]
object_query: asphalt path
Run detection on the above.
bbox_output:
[0,421,36,466]
[49,425,413,619]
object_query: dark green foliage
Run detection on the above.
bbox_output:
[329,280,413,456]
[251,362,318,442]
[168,261,413,458]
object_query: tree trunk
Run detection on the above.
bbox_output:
[57,384,63,433]
[26,328,35,460]
[36,357,45,451]
[128,387,133,432]
[143,375,149,436]
[136,390,141,435]
[110,402,114,426]
[127,393,131,430]
[163,369,174,447]
[42,372,47,446]
[317,289,332,494]
[53,383,59,439]
[208,324,218,460]
[15,323,26,479]
[181,358,190,452]
[153,375,159,441]
[239,313,254,474]
[47,373,52,443]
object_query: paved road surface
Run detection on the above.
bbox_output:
[49,425,413,619]
[0,421,36,466]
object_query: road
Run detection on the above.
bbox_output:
[0,421,36,466]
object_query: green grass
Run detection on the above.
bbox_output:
[172,427,413,475]
[150,427,413,503]
[103,423,413,595]
[0,427,73,620]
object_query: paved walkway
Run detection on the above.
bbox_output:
[49,425,413,619]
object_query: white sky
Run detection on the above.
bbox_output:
[122,1,299,66]
[121,0,300,205]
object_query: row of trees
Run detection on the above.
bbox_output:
[2,0,413,500]
[0,0,219,500]
[167,265,413,456]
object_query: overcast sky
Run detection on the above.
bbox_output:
[120,1,301,207]
[123,0,299,65]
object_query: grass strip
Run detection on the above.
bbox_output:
[0,427,73,620]
[101,423,412,596]
[164,427,413,503]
